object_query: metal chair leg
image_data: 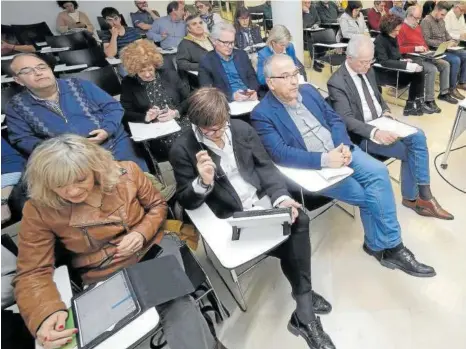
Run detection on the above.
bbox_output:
[441,106,463,169]
[335,202,356,219]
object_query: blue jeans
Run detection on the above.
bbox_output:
[444,51,466,86]
[360,129,430,200]
[321,147,402,251]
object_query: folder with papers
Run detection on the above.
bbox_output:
[368,117,418,144]
[128,120,181,142]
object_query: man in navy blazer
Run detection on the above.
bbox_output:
[251,54,435,281]
[198,22,259,102]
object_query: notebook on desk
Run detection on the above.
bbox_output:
[128,120,181,141]
[368,116,417,144]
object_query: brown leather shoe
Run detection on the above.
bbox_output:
[457,83,466,91]
[402,198,454,220]
[451,88,465,100]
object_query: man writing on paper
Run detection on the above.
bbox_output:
[251,54,437,279]
[327,35,453,220]
[169,88,336,349]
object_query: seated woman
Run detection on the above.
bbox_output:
[195,1,223,33]
[374,14,429,115]
[120,39,190,162]
[56,1,95,35]
[337,1,369,42]
[256,24,307,85]
[13,134,227,349]
[234,6,263,51]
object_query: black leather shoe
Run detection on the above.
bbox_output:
[420,102,435,114]
[425,101,441,113]
[363,244,436,278]
[312,290,332,315]
[316,61,325,68]
[313,63,323,72]
[438,93,459,104]
[288,313,336,349]
[403,101,422,116]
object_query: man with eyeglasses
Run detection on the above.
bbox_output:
[328,35,453,220]
[198,22,259,102]
[147,1,187,50]
[169,87,336,349]
[398,5,463,102]
[252,54,438,280]
[176,14,214,74]
[5,53,148,172]
[445,1,466,42]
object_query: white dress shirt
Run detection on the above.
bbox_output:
[345,62,383,139]
[191,125,289,209]
[444,9,466,41]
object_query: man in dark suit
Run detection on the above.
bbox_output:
[251,53,436,279]
[198,22,259,102]
[327,35,453,220]
[169,87,336,349]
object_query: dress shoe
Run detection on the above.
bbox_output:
[438,93,459,104]
[457,83,466,91]
[313,63,323,72]
[420,102,435,114]
[288,313,336,349]
[425,101,441,113]
[402,197,454,220]
[316,61,325,68]
[450,88,465,100]
[403,100,422,116]
[363,244,436,277]
[312,290,332,315]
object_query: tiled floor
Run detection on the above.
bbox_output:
[174,66,466,349]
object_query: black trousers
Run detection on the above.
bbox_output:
[378,70,425,101]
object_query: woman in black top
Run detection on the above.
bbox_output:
[120,40,190,162]
[234,7,263,51]
[374,14,430,116]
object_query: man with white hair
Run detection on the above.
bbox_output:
[198,22,259,102]
[251,54,437,281]
[444,1,466,41]
[327,35,453,220]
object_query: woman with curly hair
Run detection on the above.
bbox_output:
[374,14,430,115]
[56,1,94,34]
[120,39,190,162]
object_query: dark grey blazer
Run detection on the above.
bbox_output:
[327,63,390,144]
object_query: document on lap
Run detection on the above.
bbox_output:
[128,120,181,141]
[368,116,418,144]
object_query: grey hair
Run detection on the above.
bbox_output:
[210,22,236,41]
[266,24,292,45]
[263,54,294,79]
[346,35,374,58]
[406,4,421,16]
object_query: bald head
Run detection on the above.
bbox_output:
[10,54,47,73]
[10,54,56,92]
[264,54,300,103]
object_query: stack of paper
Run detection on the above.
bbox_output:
[128,120,181,142]
[368,117,418,144]
[229,100,260,116]
[318,167,354,181]
[447,46,464,51]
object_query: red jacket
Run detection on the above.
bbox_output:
[397,22,428,54]
[367,8,383,31]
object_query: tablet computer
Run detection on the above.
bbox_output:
[71,269,141,349]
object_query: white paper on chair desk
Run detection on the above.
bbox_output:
[368,117,418,144]
[129,120,181,141]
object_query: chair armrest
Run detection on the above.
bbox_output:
[313,43,348,48]
[373,63,413,73]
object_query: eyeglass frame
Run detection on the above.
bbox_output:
[268,68,301,82]
[15,63,50,76]
[216,39,235,47]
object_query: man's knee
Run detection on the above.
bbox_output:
[448,54,461,66]
[423,62,437,74]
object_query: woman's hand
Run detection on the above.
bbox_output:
[157,109,178,122]
[145,107,160,123]
[115,231,145,258]
[36,310,77,349]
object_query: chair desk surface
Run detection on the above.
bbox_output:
[186,203,288,269]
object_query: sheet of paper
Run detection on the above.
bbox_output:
[447,46,464,51]
[368,116,418,144]
[229,100,260,116]
[318,167,354,181]
[129,120,181,142]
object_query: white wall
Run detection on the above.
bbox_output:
[1,0,174,34]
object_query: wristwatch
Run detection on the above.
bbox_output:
[197,177,212,190]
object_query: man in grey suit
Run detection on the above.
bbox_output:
[327,35,453,221]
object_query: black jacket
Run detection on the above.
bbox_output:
[327,64,390,144]
[120,68,190,125]
[234,26,263,50]
[169,120,290,219]
[374,33,408,70]
[199,49,259,101]
[176,37,213,73]
[316,1,340,24]
[303,6,321,28]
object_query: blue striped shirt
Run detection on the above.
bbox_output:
[101,27,142,54]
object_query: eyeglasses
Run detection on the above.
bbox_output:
[269,69,300,82]
[105,16,120,22]
[217,39,235,47]
[357,58,376,66]
[16,63,50,76]
[189,20,204,26]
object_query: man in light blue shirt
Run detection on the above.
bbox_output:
[147,1,186,49]
[390,0,406,18]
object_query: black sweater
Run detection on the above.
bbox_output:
[374,33,408,70]
[176,38,212,73]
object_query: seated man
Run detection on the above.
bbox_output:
[327,36,453,220]
[367,1,386,31]
[131,0,160,34]
[251,54,436,278]
[5,53,148,172]
[316,0,340,24]
[389,0,406,19]
[445,1,466,42]
[398,5,463,102]
[199,22,259,102]
[169,87,335,349]
[176,14,214,74]
[101,7,142,58]
[421,2,466,91]
[147,1,187,50]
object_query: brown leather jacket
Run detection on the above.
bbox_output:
[13,161,167,335]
